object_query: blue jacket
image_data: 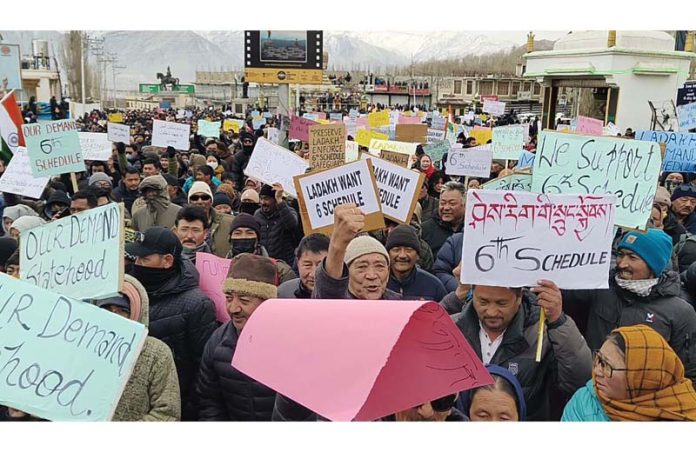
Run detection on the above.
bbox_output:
[387,267,448,302]
[433,232,463,292]
[561,380,610,422]
[183,176,221,193]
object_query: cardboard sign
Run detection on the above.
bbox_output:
[368,139,417,156]
[446,146,493,178]
[677,102,696,132]
[345,140,360,163]
[293,159,384,235]
[481,173,532,192]
[0,146,49,199]
[379,149,411,168]
[461,190,617,289]
[196,253,232,323]
[423,141,450,164]
[0,273,147,421]
[483,100,506,116]
[79,132,112,161]
[368,110,390,128]
[107,112,124,123]
[289,116,317,142]
[244,138,309,199]
[20,203,125,300]
[576,115,604,136]
[469,126,492,144]
[197,120,221,138]
[232,298,493,422]
[395,124,427,144]
[22,120,84,177]
[517,150,536,169]
[362,154,424,224]
[355,130,389,148]
[151,119,191,150]
[426,128,446,144]
[223,119,244,133]
[635,130,696,173]
[532,131,662,229]
[309,123,346,171]
[492,125,525,160]
[107,122,130,145]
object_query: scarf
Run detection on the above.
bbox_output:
[614,275,659,297]
[129,264,179,294]
[596,325,696,421]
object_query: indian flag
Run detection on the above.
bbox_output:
[0,90,25,163]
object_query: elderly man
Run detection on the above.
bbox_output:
[422,181,466,257]
[670,184,696,234]
[131,174,181,231]
[563,228,696,383]
[188,181,234,258]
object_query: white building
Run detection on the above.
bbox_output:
[524,31,696,131]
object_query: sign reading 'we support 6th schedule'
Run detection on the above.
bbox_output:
[22,120,85,177]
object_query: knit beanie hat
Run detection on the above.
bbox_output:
[88,172,113,187]
[230,213,261,238]
[223,253,278,299]
[386,225,421,254]
[653,186,671,207]
[241,188,260,203]
[259,184,275,199]
[213,192,234,209]
[344,235,390,267]
[618,228,673,278]
[188,181,213,200]
[671,184,696,202]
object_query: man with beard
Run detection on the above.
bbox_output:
[174,206,212,265]
[188,181,234,258]
[255,183,300,267]
[131,174,182,231]
[230,131,256,192]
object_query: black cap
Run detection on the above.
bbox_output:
[125,226,182,258]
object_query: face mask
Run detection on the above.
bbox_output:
[207,161,218,170]
[127,154,137,162]
[128,264,178,292]
[239,203,259,215]
[231,238,257,255]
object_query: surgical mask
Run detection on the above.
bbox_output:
[207,161,218,170]
[127,154,137,162]
[231,238,257,255]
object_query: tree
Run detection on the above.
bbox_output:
[62,31,99,102]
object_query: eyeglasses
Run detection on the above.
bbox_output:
[593,350,627,378]
[190,195,211,202]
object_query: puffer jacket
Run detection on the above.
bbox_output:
[433,232,463,292]
[562,270,696,384]
[147,258,218,420]
[111,275,181,421]
[422,215,463,261]
[387,267,448,302]
[561,380,610,422]
[255,202,300,267]
[196,322,277,421]
[452,291,592,421]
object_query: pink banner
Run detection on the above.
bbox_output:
[576,115,604,136]
[289,116,317,142]
[398,115,422,125]
[232,299,492,421]
[316,112,327,120]
[196,252,232,322]
[355,117,369,130]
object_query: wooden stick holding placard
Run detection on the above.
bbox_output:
[70,173,79,193]
[535,310,545,362]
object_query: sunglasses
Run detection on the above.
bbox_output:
[429,394,457,412]
[190,195,211,202]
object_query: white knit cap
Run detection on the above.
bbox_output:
[188,181,213,200]
[344,235,390,266]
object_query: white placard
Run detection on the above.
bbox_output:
[483,100,506,117]
[243,138,308,198]
[0,147,49,199]
[461,190,617,289]
[151,119,191,150]
[427,128,446,144]
[296,159,381,231]
[491,125,525,160]
[79,132,112,161]
[431,115,447,130]
[445,145,493,177]
[107,122,131,145]
[345,140,360,162]
[266,127,280,144]
[368,139,417,156]
[361,154,423,224]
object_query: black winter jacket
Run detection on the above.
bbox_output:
[230,148,252,192]
[255,202,300,267]
[433,232,463,293]
[196,322,276,421]
[387,267,448,302]
[422,216,463,260]
[112,181,140,214]
[148,259,218,420]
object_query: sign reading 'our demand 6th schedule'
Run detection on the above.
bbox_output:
[22,119,86,177]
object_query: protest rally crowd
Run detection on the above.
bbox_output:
[2,90,696,423]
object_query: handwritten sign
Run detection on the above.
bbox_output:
[396,124,427,144]
[368,110,390,128]
[294,159,384,235]
[576,116,604,136]
[426,128,446,144]
[355,130,388,148]
[470,126,492,144]
[107,122,130,145]
[461,190,617,289]
[22,120,84,177]
[492,125,524,160]
[481,173,532,192]
[289,116,317,142]
[79,132,112,161]
[196,253,232,323]
[368,139,417,156]
[446,146,493,178]
[252,118,266,130]
[107,112,124,123]
[20,203,124,300]
[244,138,309,199]
[345,140,360,163]
[309,123,346,171]
[532,131,662,229]
[517,150,536,169]
[423,141,450,164]
[431,115,447,131]
[635,130,696,172]
[232,298,493,422]
[483,100,506,116]
[362,154,424,224]
[197,120,221,138]
[0,147,49,198]
[223,119,244,133]
[379,149,411,168]
[677,102,696,132]
[151,119,190,150]
[329,113,343,122]
[0,273,147,421]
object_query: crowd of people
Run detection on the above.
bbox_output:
[1,103,696,422]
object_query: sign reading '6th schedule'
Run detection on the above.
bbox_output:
[22,119,86,177]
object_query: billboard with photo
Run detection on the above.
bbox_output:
[0,44,22,91]
[245,30,323,84]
